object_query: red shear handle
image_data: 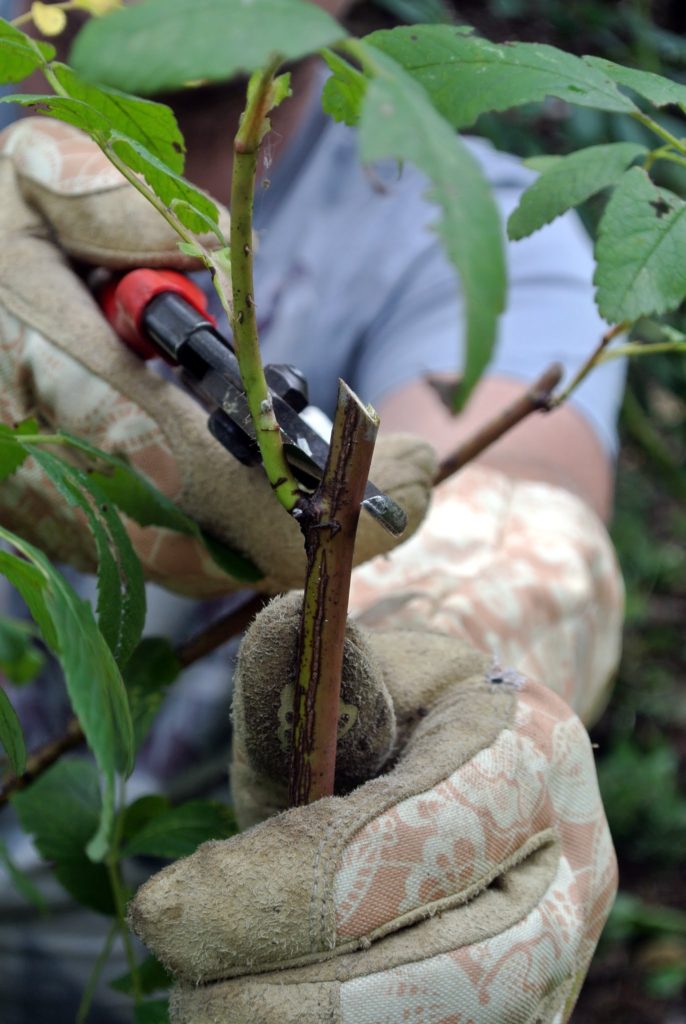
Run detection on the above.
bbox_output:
[98,268,214,360]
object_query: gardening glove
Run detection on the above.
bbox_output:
[0,117,435,596]
[129,592,618,1024]
[349,465,625,727]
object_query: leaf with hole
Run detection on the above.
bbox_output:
[594,167,686,322]
[367,25,638,129]
[585,56,686,115]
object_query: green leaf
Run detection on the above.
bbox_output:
[134,999,170,1024]
[108,134,219,234]
[0,687,26,775]
[0,427,28,483]
[508,142,647,241]
[70,0,345,96]
[1,68,185,174]
[0,615,44,685]
[53,64,185,172]
[0,550,57,651]
[522,155,562,173]
[27,447,146,668]
[56,433,263,583]
[322,50,367,126]
[367,26,639,129]
[124,639,181,749]
[12,760,116,914]
[123,800,237,859]
[594,166,686,322]
[0,18,54,84]
[0,527,134,859]
[585,56,686,115]
[120,794,172,843]
[111,955,172,996]
[358,44,506,404]
[0,841,48,912]
[200,532,262,584]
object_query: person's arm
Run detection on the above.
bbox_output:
[378,373,614,521]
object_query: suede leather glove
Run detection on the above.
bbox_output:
[0,118,435,597]
[129,592,617,1024]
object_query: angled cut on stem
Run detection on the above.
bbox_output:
[289,382,379,807]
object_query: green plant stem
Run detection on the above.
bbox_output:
[228,60,301,513]
[289,381,379,807]
[76,920,119,1024]
[107,858,141,1003]
[550,321,630,408]
[598,340,686,361]
[644,145,686,173]
[106,776,141,1004]
[632,111,686,156]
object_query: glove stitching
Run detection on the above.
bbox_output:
[310,827,332,954]
[203,826,558,985]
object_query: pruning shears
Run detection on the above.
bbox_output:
[98,269,406,536]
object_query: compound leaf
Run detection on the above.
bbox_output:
[123,800,237,859]
[359,44,505,404]
[595,166,686,322]
[508,141,647,240]
[56,433,262,583]
[367,25,638,129]
[0,18,54,84]
[52,64,185,172]
[585,56,686,115]
[108,134,219,234]
[321,50,367,126]
[71,0,345,95]
[0,427,28,483]
[27,447,145,669]
[12,760,116,914]
[0,527,134,860]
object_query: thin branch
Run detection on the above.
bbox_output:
[289,381,379,807]
[434,362,563,486]
[0,594,267,807]
[549,321,629,408]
